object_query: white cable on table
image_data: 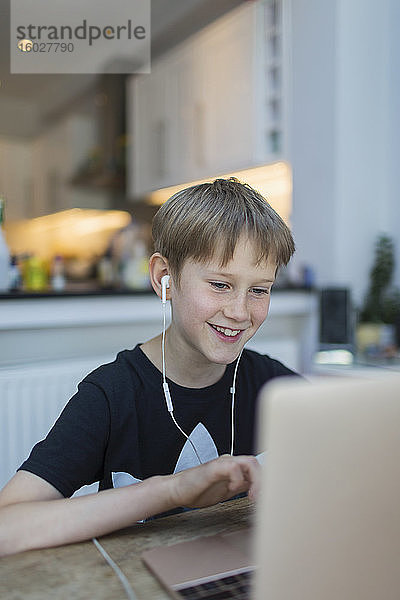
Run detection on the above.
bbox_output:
[92,537,137,600]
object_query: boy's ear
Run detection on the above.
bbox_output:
[149,253,171,301]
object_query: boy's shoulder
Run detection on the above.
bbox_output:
[81,345,150,393]
[241,347,298,378]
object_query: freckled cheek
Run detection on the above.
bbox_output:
[191,295,219,323]
[176,290,217,328]
[252,298,271,326]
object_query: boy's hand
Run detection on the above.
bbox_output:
[167,454,260,509]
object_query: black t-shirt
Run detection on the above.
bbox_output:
[19,345,296,497]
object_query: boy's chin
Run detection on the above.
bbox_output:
[205,347,244,365]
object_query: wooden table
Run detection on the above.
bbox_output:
[0,498,254,600]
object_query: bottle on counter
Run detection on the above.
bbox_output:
[23,255,49,291]
[51,255,66,291]
[97,248,115,289]
[0,196,11,293]
[120,240,150,290]
[9,255,22,292]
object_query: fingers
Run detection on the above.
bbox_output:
[238,456,261,501]
[211,455,261,501]
[167,454,261,510]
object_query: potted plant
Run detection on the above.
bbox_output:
[357,235,400,354]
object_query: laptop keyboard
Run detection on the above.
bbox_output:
[177,570,253,600]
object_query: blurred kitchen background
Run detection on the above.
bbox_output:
[1,0,400,488]
[1,0,399,300]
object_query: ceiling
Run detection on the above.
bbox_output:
[0,0,242,138]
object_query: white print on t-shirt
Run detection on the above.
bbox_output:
[72,421,266,496]
[110,424,266,490]
[112,422,219,488]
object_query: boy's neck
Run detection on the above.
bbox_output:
[140,334,227,389]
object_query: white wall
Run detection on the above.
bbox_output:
[289,0,337,289]
[386,0,400,287]
[290,0,400,306]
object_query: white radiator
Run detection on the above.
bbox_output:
[0,356,112,491]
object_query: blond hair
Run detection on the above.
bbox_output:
[152,178,295,284]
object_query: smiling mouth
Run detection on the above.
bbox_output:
[208,323,243,337]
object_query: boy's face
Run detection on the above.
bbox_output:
[169,235,277,367]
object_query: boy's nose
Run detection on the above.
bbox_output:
[223,292,250,324]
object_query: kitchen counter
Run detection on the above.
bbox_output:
[1,292,163,367]
[0,289,318,372]
[0,288,153,299]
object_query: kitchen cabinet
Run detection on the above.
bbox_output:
[129,58,175,193]
[0,137,33,221]
[32,114,109,217]
[191,8,255,178]
[5,113,110,220]
[128,0,290,197]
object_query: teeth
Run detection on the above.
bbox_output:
[211,324,241,337]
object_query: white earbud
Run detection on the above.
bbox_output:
[161,274,170,305]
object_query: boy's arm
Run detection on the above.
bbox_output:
[0,454,259,557]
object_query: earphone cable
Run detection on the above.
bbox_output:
[162,301,167,386]
[170,412,203,464]
[161,289,243,462]
[230,349,243,456]
[161,299,203,465]
[92,537,137,600]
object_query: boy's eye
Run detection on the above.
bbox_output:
[210,282,270,295]
[210,281,229,290]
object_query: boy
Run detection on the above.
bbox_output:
[0,178,296,557]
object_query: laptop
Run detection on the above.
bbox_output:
[142,373,400,600]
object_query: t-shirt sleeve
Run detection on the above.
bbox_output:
[18,380,110,498]
[265,356,299,378]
